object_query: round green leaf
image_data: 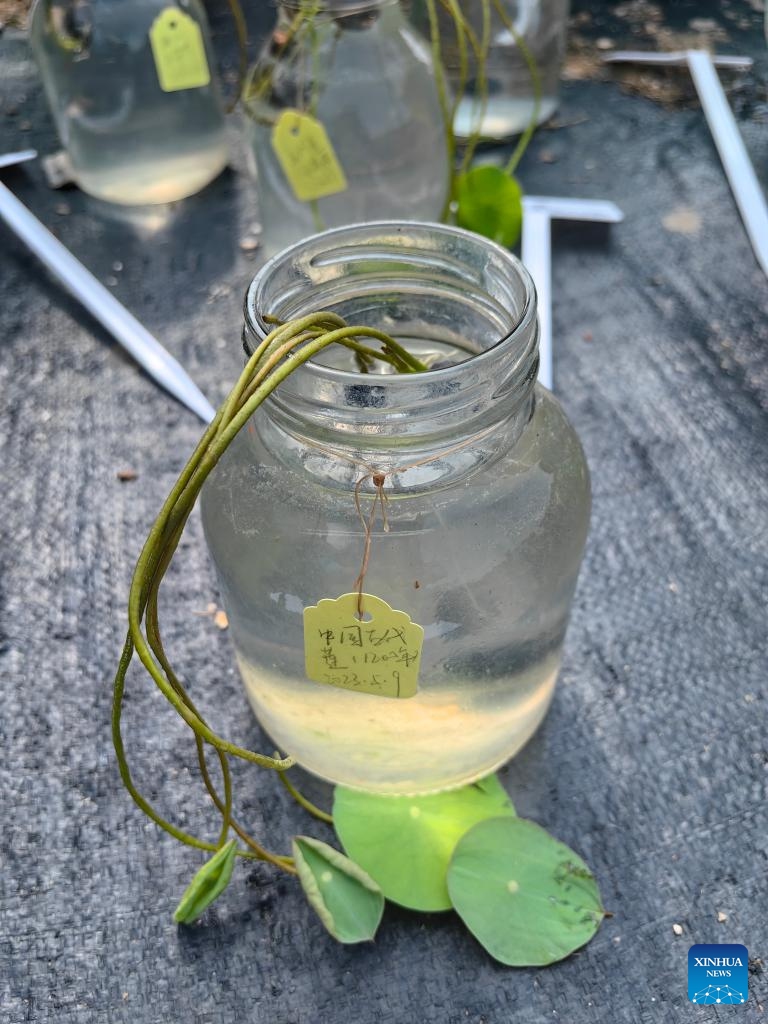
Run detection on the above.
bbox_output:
[333,775,516,912]
[455,165,523,248]
[292,836,384,944]
[447,818,604,966]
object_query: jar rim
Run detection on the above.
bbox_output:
[244,220,538,388]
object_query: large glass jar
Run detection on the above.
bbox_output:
[242,1,449,255]
[29,0,229,205]
[413,0,569,139]
[200,222,590,795]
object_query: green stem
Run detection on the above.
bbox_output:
[492,0,541,176]
[256,317,429,374]
[224,0,249,114]
[443,0,468,137]
[115,326,332,856]
[143,523,290,866]
[278,771,334,824]
[438,0,490,177]
[115,313,426,876]
[307,4,327,232]
[424,0,456,220]
[195,740,296,872]
[112,636,258,860]
[467,0,493,166]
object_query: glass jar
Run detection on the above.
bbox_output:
[200,222,590,795]
[242,0,449,255]
[412,0,569,139]
[29,0,229,205]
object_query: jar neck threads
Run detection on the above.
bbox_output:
[244,222,539,459]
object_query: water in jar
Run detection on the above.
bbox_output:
[29,0,229,205]
[201,341,590,795]
[243,4,449,254]
[453,84,559,141]
[415,0,569,140]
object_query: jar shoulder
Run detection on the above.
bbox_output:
[430,386,591,532]
[504,385,590,487]
[201,386,590,542]
[247,9,438,115]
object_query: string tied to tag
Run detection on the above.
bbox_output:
[353,471,390,619]
[302,425,498,620]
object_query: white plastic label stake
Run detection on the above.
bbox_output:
[604,50,768,277]
[521,196,624,391]
[686,49,768,277]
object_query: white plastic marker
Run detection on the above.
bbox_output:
[0,149,216,423]
[603,50,768,277]
[521,195,624,390]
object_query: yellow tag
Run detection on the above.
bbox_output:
[271,110,348,203]
[149,8,211,93]
[304,593,423,699]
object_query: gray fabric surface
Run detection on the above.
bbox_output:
[1,3,767,1022]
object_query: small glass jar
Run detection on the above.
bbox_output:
[242,0,449,254]
[29,0,229,205]
[413,0,569,140]
[201,222,590,795]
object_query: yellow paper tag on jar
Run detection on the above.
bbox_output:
[304,593,423,699]
[150,8,211,93]
[271,110,348,203]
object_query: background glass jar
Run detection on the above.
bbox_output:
[29,0,229,205]
[242,1,449,255]
[412,0,569,139]
[201,222,590,795]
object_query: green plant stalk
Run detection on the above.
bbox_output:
[424,0,456,219]
[307,2,327,231]
[114,332,342,865]
[143,522,294,871]
[125,334,367,766]
[441,0,469,145]
[114,410,247,858]
[278,770,334,824]
[145,536,233,848]
[224,0,249,113]
[195,737,296,871]
[469,0,493,166]
[492,0,542,176]
[254,315,426,376]
[117,319,382,864]
[115,319,338,866]
[114,314,426,871]
[438,0,491,175]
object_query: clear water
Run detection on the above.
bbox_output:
[454,94,559,141]
[201,349,590,794]
[416,0,569,141]
[69,142,228,207]
[30,0,228,205]
[245,6,448,254]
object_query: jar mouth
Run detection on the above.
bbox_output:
[244,220,537,388]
